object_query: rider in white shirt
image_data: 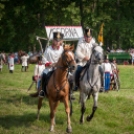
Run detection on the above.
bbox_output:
[75,27,101,90]
[39,32,64,98]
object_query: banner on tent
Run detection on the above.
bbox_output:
[45,26,83,40]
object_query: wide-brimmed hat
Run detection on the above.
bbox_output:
[53,32,64,41]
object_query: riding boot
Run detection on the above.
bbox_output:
[39,73,47,98]
[74,66,83,91]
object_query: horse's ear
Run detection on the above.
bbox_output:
[93,43,98,47]
[70,45,75,51]
[63,44,70,50]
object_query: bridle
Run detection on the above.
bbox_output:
[53,50,75,92]
[61,50,76,72]
[81,45,103,90]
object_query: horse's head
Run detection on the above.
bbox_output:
[62,44,76,72]
[92,43,104,64]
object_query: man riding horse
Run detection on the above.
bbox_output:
[39,32,64,98]
[74,27,104,91]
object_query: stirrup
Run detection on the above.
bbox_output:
[39,90,45,98]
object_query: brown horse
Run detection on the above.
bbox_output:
[37,45,76,133]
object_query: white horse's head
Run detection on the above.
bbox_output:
[91,43,104,64]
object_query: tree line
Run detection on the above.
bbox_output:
[0,0,134,52]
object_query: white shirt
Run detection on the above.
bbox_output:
[21,55,29,66]
[102,62,112,74]
[75,37,96,66]
[43,45,64,74]
[8,56,14,70]
[44,46,63,64]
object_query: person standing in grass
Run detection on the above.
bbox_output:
[102,56,112,92]
[0,51,5,72]
[8,53,15,73]
[21,52,29,72]
[130,51,134,65]
[33,56,45,91]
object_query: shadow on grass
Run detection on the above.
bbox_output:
[1,93,49,106]
[0,112,50,129]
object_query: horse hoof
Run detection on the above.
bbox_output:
[86,116,92,122]
[49,126,54,132]
[79,119,84,124]
[49,128,54,132]
[36,116,39,120]
[66,127,72,133]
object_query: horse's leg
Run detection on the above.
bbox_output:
[37,98,43,120]
[49,99,59,132]
[80,93,87,124]
[86,92,98,121]
[69,81,73,116]
[69,96,73,116]
[64,96,72,133]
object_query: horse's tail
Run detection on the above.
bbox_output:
[30,92,38,97]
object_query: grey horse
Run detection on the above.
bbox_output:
[79,44,104,123]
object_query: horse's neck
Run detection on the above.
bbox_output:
[91,55,96,63]
[88,64,100,78]
[55,61,68,82]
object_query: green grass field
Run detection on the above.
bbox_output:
[0,64,134,134]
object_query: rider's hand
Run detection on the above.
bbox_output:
[83,56,89,61]
[49,63,56,67]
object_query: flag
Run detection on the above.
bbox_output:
[98,23,104,46]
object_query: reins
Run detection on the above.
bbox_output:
[52,50,74,93]
[81,46,101,90]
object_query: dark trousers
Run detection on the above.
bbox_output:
[75,65,84,87]
[41,72,47,91]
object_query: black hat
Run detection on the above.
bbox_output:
[53,32,64,41]
[84,27,92,37]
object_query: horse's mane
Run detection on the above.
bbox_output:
[93,43,103,53]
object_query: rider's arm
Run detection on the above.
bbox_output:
[75,39,87,62]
